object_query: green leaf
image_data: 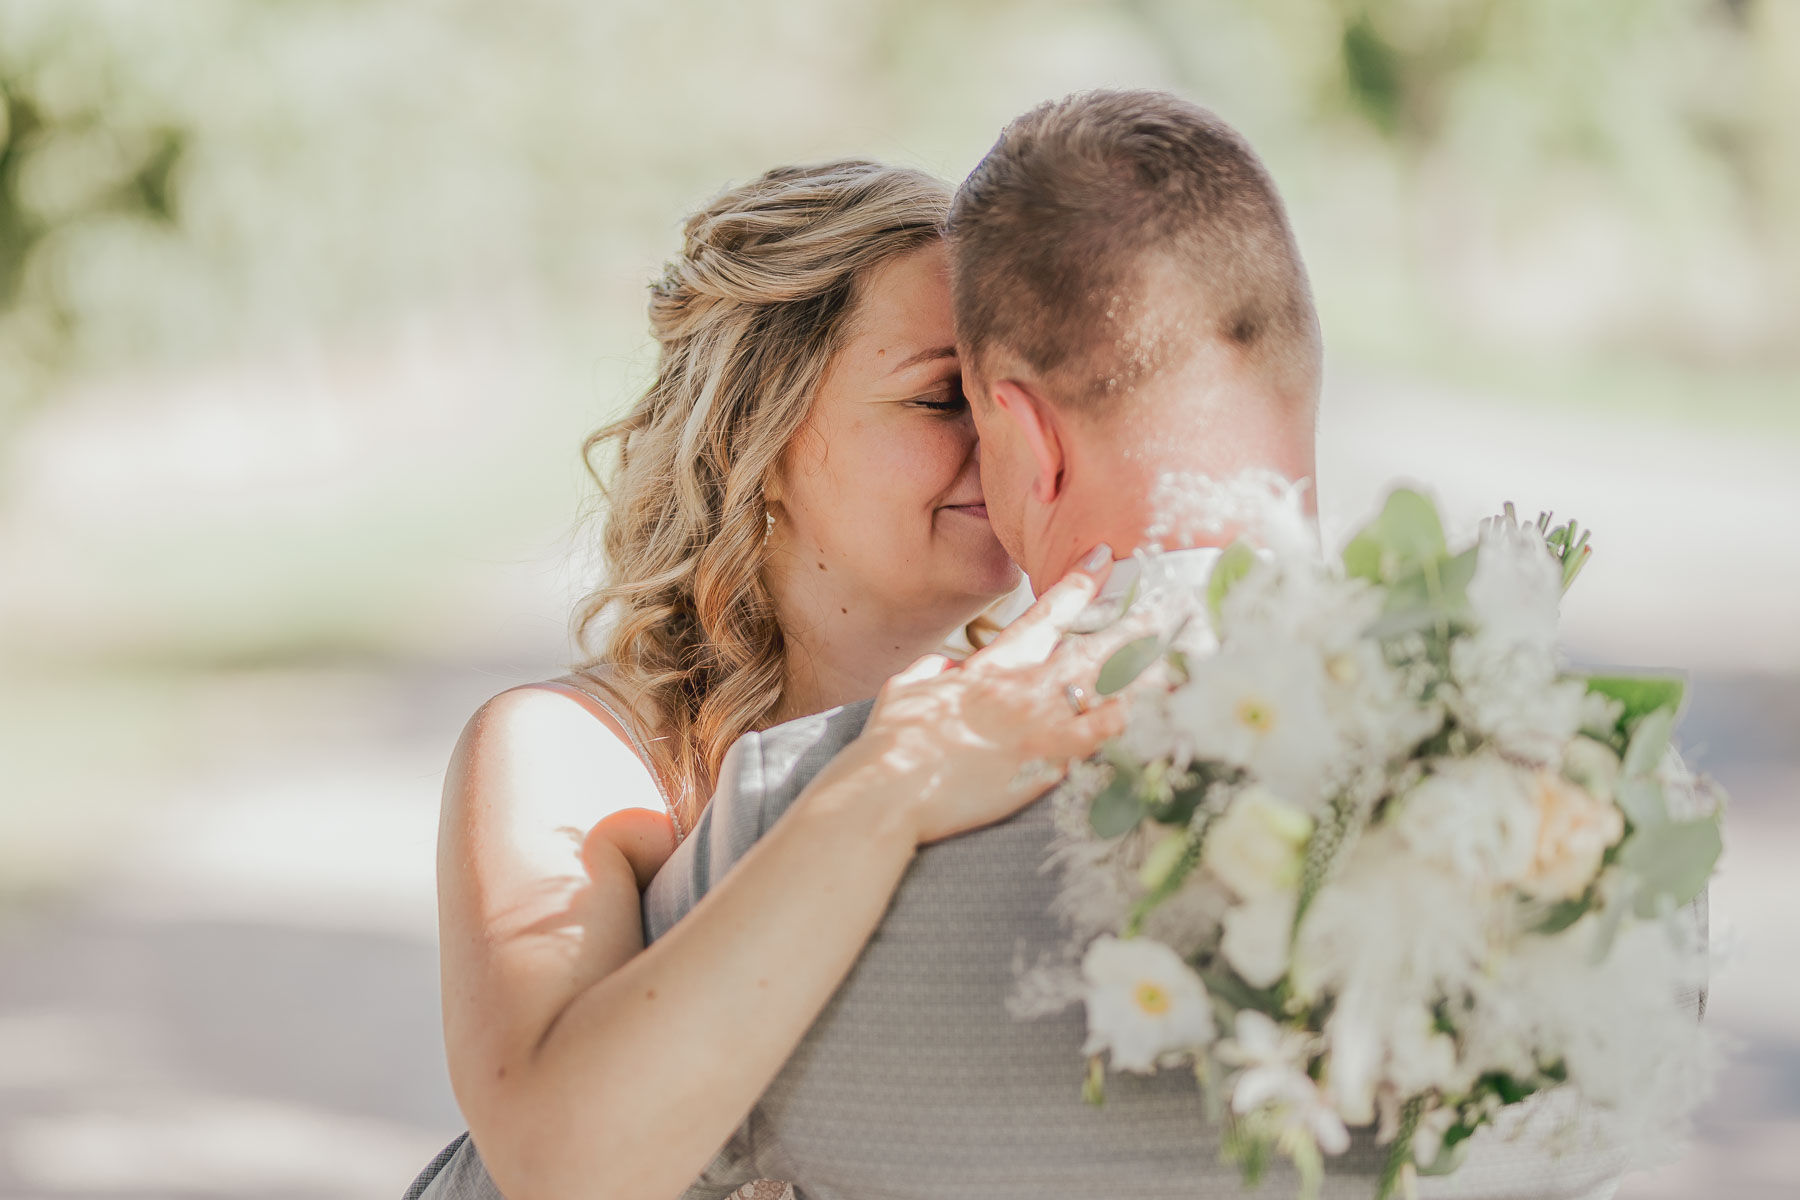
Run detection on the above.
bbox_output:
[1418,1135,1471,1177]
[1345,488,1448,586]
[1439,544,1480,602]
[1096,635,1162,696]
[1342,531,1383,582]
[1584,675,1686,734]
[1147,776,1207,826]
[1138,830,1192,891]
[1088,770,1144,838]
[1082,1054,1106,1107]
[1532,896,1591,934]
[1198,964,1285,1016]
[1620,817,1722,916]
[1206,540,1258,624]
[1622,706,1677,779]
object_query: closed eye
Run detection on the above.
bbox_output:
[908,382,969,414]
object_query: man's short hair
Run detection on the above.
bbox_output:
[948,89,1321,409]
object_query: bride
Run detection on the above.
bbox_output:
[416,160,1127,1200]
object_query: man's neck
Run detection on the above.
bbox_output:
[1027,401,1315,589]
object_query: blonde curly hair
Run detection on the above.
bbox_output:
[571,160,955,834]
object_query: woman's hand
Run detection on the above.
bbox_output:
[815,546,1131,847]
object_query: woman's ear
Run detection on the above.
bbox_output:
[991,380,1065,504]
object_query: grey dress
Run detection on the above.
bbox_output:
[403,672,793,1200]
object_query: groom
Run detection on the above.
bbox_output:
[646,91,1639,1199]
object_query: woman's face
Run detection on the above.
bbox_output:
[769,241,1020,631]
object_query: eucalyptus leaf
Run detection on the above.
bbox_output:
[1348,488,1448,582]
[1622,706,1677,779]
[1097,635,1162,696]
[1206,540,1257,624]
[1588,885,1632,965]
[1342,532,1383,583]
[1363,605,1442,641]
[1619,817,1722,915]
[1088,771,1144,838]
[1615,777,1668,829]
[1439,544,1480,599]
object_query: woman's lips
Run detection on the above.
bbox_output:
[941,502,988,520]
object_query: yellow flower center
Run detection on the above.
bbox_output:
[1133,981,1172,1015]
[1235,695,1277,733]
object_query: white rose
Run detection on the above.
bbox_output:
[1520,770,1625,902]
[1393,754,1539,886]
[1202,786,1314,900]
[1080,935,1216,1073]
[1560,735,1621,801]
[1220,890,1298,989]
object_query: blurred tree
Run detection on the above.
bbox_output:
[0,19,188,437]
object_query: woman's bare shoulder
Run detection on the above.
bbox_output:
[446,680,667,823]
[441,677,677,884]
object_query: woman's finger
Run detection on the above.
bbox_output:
[1038,696,1130,761]
[888,652,955,688]
[980,545,1113,669]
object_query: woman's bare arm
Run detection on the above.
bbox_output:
[437,682,926,1200]
[437,570,1121,1200]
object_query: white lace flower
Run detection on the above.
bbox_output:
[1447,636,1586,765]
[1080,935,1216,1073]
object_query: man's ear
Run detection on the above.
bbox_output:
[991,380,1065,505]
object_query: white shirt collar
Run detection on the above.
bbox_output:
[1098,545,1226,601]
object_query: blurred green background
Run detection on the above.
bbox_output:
[0,2,1794,1198]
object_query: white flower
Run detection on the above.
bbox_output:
[1218,1010,1351,1155]
[1202,786,1314,900]
[1220,889,1298,989]
[1320,639,1445,772]
[1080,935,1216,1072]
[1173,639,1341,807]
[1579,690,1626,740]
[1291,831,1493,1122]
[1393,753,1540,887]
[1461,916,1712,1126]
[1519,770,1624,902]
[1447,637,1587,765]
[1560,736,1622,801]
[1467,520,1563,653]
[1382,1003,1464,1097]
[1411,1103,1459,1169]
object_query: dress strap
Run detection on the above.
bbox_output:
[547,671,684,841]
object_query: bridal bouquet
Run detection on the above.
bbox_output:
[1032,481,1720,1200]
